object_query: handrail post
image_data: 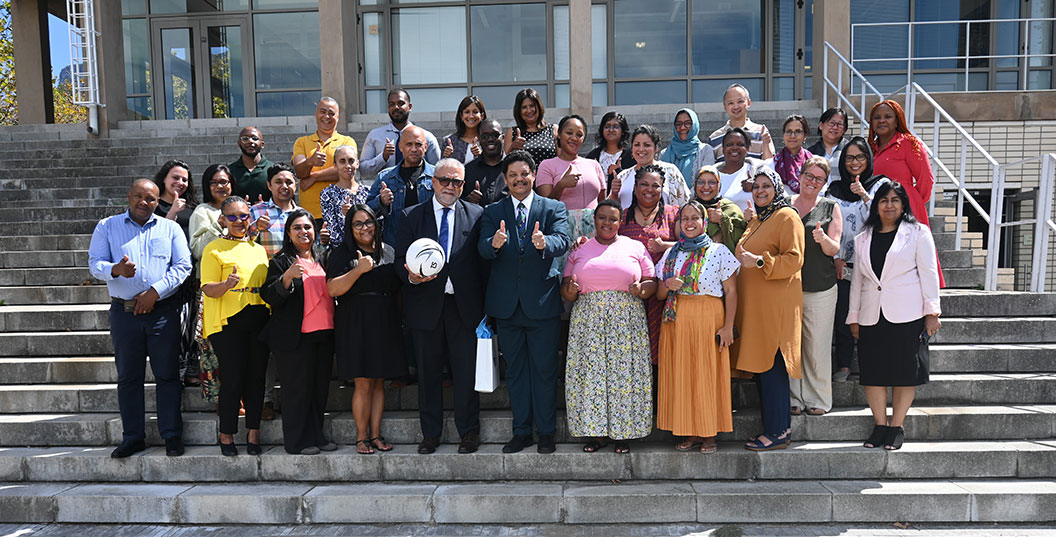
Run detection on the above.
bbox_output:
[964,21,970,92]
[957,137,967,251]
[1023,21,1030,90]
[907,24,914,93]
[823,48,829,109]
[1032,154,1056,292]
[986,166,1004,291]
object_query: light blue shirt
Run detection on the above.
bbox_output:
[88,211,192,300]
[359,121,441,178]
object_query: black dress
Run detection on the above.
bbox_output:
[857,225,929,387]
[326,243,407,379]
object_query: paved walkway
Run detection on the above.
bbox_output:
[4,524,1056,537]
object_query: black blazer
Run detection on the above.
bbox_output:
[395,198,485,331]
[259,245,331,352]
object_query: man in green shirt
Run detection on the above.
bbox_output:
[230,126,275,203]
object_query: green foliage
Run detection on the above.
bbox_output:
[0,0,17,126]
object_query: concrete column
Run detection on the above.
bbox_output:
[95,0,127,135]
[568,0,592,117]
[812,0,851,109]
[319,0,360,117]
[11,0,54,124]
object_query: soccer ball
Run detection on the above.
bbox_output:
[406,238,446,277]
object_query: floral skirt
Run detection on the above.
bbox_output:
[195,289,221,403]
[565,290,653,440]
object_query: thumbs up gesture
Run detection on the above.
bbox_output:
[470,137,482,157]
[467,180,483,204]
[354,249,375,273]
[647,236,666,254]
[254,211,271,233]
[257,194,265,206]
[812,222,827,244]
[319,222,330,246]
[568,274,581,295]
[382,138,396,161]
[531,221,545,250]
[282,257,304,287]
[443,138,454,158]
[706,207,723,224]
[310,141,327,167]
[558,164,582,188]
[608,172,623,200]
[166,197,186,219]
[664,276,684,292]
[379,181,393,206]
[850,174,867,199]
[743,202,755,222]
[224,265,240,290]
[736,243,761,268]
[492,220,508,249]
[511,128,526,150]
[628,278,646,297]
[340,191,353,216]
[112,255,136,278]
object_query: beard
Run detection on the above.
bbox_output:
[240,146,260,159]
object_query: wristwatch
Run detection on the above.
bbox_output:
[755,256,765,268]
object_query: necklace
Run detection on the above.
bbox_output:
[635,204,659,226]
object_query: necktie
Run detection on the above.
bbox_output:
[439,207,451,258]
[517,202,528,247]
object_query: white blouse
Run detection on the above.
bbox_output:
[655,242,741,298]
[615,161,691,209]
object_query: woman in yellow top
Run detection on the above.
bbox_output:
[201,195,271,456]
[732,166,805,452]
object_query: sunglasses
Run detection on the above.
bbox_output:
[436,176,466,188]
[224,214,251,222]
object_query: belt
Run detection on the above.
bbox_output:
[111,294,180,310]
[229,287,261,294]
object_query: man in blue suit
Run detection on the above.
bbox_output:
[478,150,570,454]
[366,125,435,246]
[396,158,485,454]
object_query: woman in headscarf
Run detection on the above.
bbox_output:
[655,200,740,453]
[732,166,805,451]
[660,108,714,191]
[694,165,747,253]
[771,115,814,195]
[823,137,891,383]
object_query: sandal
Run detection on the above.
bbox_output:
[700,440,718,454]
[355,439,375,455]
[583,440,608,453]
[745,432,789,451]
[614,442,630,454]
[864,425,889,449]
[369,436,393,452]
[790,406,802,416]
[883,426,905,451]
[806,407,826,416]
[675,439,703,452]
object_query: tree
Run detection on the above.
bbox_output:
[0,0,17,126]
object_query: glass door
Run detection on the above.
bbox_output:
[151,16,253,119]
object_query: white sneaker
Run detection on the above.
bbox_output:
[832,369,850,382]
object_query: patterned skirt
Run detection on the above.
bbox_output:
[565,290,653,440]
[195,289,221,403]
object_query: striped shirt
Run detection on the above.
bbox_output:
[707,118,775,163]
[249,200,299,258]
[87,211,192,300]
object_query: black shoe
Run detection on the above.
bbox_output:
[164,437,184,457]
[220,442,238,456]
[458,432,480,454]
[247,442,263,456]
[537,434,556,454]
[417,437,440,454]
[883,426,906,451]
[502,434,534,454]
[110,439,146,459]
[864,425,889,449]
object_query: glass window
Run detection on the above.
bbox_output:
[149,0,247,14]
[363,12,385,86]
[160,28,195,119]
[772,0,795,74]
[554,4,608,81]
[995,0,1020,68]
[1029,70,1053,90]
[122,19,151,96]
[471,4,546,83]
[692,78,764,104]
[555,82,608,108]
[804,0,814,72]
[398,87,471,113]
[473,85,547,112]
[556,83,568,108]
[254,0,318,8]
[393,7,466,85]
[253,11,321,90]
[613,0,686,78]
[692,0,763,75]
[804,74,813,99]
[127,96,153,121]
[614,80,685,105]
[913,0,989,69]
[995,70,1020,90]
[851,0,910,72]
[1028,0,1054,67]
[772,77,794,100]
[366,89,386,114]
[206,25,245,118]
[121,0,146,16]
[256,90,320,116]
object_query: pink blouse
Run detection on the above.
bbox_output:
[535,156,605,210]
[300,258,335,333]
[563,236,655,293]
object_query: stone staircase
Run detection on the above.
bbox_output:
[1,114,1054,526]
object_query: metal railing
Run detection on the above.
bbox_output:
[66,0,102,133]
[851,18,1056,92]
[823,40,1056,292]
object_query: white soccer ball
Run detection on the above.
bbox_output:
[406,238,446,278]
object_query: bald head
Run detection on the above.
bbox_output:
[128,179,160,225]
[399,126,427,168]
[238,126,263,158]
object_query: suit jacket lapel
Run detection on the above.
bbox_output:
[452,200,468,257]
[858,231,881,285]
[424,204,439,241]
[880,223,913,284]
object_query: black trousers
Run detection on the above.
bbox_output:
[275,330,334,453]
[208,305,270,435]
[411,294,480,440]
[834,278,856,370]
[110,300,183,442]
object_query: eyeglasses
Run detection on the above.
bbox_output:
[784,129,805,136]
[603,123,623,131]
[351,220,376,230]
[695,179,719,187]
[800,172,826,184]
[674,121,694,129]
[210,179,231,187]
[845,154,869,163]
[436,176,466,188]
[824,120,846,129]
[239,135,261,143]
[224,214,251,222]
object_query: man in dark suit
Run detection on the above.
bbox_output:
[477,150,570,454]
[396,158,485,454]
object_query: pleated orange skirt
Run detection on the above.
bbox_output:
[657,294,734,437]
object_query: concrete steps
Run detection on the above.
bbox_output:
[0,478,1053,525]
[0,405,1052,447]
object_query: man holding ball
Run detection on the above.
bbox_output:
[396,158,485,454]
[478,150,570,454]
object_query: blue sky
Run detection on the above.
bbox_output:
[48,14,72,78]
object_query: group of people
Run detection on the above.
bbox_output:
[87,83,942,460]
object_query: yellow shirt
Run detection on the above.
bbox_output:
[292,132,358,218]
[201,237,270,338]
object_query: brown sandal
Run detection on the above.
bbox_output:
[355,439,375,454]
[806,407,826,416]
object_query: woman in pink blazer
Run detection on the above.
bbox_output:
[847,182,941,451]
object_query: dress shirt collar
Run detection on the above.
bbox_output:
[123,210,159,228]
[432,196,455,214]
[511,190,534,214]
